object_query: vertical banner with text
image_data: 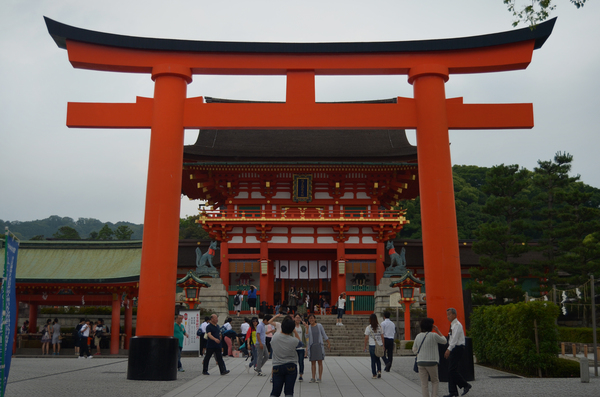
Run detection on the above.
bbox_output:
[1,232,18,396]
[180,310,200,352]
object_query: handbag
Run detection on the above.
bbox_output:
[369,327,384,357]
[413,332,430,373]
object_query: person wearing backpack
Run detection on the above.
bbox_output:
[73,318,85,356]
[41,319,52,355]
[198,316,210,357]
[233,290,243,317]
[93,318,104,355]
[221,318,236,357]
[78,319,92,359]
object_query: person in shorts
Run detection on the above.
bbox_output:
[336,292,346,326]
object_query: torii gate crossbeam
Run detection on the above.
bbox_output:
[45,16,555,380]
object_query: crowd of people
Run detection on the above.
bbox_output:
[19,317,110,358]
[230,286,349,320]
[177,303,471,397]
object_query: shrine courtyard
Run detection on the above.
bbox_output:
[6,355,599,397]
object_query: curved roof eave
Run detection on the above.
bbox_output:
[44,16,556,53]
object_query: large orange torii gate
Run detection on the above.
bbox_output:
[45,17,555,380]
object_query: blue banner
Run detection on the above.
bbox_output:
[1,233,18,396]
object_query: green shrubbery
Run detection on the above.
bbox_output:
[471,301,560,377]
[558,327,600,343]
[545,357,581,378]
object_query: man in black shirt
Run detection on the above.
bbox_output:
[202,314,230,375]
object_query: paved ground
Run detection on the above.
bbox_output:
[6,354,600,397]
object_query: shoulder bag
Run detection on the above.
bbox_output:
[369,327,384,357]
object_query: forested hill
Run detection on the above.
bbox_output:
[3,161,599,243]
[399,163,600,240]
[0,216,143,241]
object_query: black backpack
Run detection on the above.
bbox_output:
[73,323,83,339]
[234,294,240,305]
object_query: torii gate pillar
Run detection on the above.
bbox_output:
[409,65,464,330]
[127,66,192,380]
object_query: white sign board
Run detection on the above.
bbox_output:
[180,310,200,352]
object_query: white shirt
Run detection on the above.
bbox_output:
[448,318,465,351]
[380,318,395,339]
[338,298,346,309]
[200,321,209,333]
[240,322,250,335]
[295,325,305,350]
[365,325,383,346]
[81,323,90,337]
[223,322,232,331]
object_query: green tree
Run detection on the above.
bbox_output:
[505,0,588,27]
[531,152,579,289]
[97,224,114,240]
[397,198,421,239]
[179,216,210,239]
[554,183,600,284]
[53,226,81,240]
[453,171,491,239]
[114,225,134,240]
[30,235,45,241]
[88,231,99,240]
[470,164,532,304]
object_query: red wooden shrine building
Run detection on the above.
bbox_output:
[181,101,420,310]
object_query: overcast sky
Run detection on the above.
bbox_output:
[1,1,599,225]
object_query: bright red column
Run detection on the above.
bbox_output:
[404,302,412,340]
[136,64,191,337]
[409,65,465,334]
[376,240,385,282]
[220,241,229,291]
[111,294,121,354]
[259,241,271,307]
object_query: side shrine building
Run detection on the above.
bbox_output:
[181,98,420,311]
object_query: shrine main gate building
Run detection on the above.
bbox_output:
[45,17,555,379]
[181,109,419,309]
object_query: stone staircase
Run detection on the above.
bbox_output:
[229,314,371,356]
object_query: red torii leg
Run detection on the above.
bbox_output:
[409,65,465,334]
[127,64,191,380]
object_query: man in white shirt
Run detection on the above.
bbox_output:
[380,311,396,372]
[199,316,210,356]
[78,319,92,359]
[443,308,471,397]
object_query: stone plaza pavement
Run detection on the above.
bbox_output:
[6,354,600,397]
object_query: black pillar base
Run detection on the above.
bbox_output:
[127,336,178,381]
[438,337,475,382]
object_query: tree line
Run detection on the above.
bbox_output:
[0,216,143,241]
[400,152,600,303]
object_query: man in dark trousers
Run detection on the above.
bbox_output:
[202,314,230,376]
[199,316,210,356]
[380,311,396,372]
[443,308,472,397]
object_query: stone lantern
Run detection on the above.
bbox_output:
[390,270,424,341]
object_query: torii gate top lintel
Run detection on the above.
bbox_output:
[45,16,555,77]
